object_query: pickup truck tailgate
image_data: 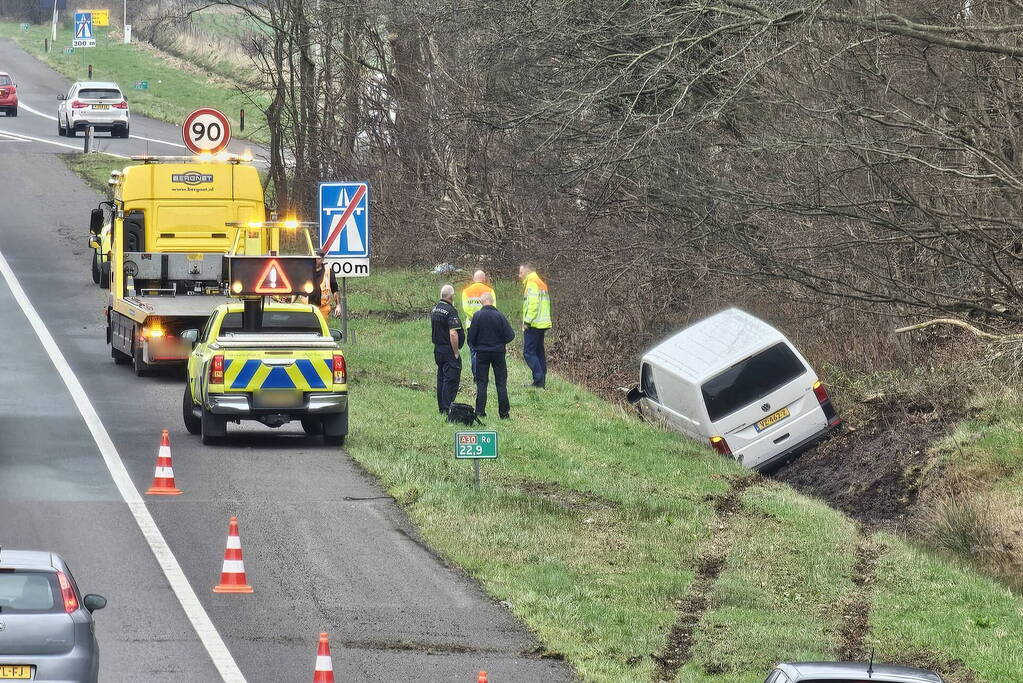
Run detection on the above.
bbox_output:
[222,350,335,392]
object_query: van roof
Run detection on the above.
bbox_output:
[644,308,787,384]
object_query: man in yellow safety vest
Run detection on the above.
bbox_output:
[461,270,496,380]
[519,263,552,388]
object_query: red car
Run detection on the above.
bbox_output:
[0,72,18,116]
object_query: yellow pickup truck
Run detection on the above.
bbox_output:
[181,302,348,446]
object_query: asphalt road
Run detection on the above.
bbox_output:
[0,38,571,682]
[0,38,263,160]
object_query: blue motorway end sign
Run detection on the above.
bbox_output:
[319,182,369,259]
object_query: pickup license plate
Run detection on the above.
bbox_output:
[254,390,302,409]
[92,104,109,110]
[0,666,32,679]
[755,407,790,432]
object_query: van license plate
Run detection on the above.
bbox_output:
[0,665,32,679]
[755,407,790,432]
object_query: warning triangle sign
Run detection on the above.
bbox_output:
[254,259,293,294]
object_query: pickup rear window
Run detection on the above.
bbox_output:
[0,571,60,613]
[701,342,807,422]
[220,311,322,334]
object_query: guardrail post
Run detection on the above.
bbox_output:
[240,108,245,132]
[83,125,94,153]
[88,64,93,79]
[44,38,49,52]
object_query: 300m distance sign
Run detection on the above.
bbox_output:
[182,108,232,155]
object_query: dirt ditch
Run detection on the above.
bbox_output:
[773,396,965,531]
[652,475,759,682]
[837,533,880,661]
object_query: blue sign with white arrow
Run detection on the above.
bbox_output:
[73,12,95,47]
[319,182,370,258]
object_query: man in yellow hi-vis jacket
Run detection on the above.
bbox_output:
[519,263,552,388]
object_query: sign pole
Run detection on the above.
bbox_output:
[473,459,481,490]
[341,277,349,343]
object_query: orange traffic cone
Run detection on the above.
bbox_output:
[313,632,334,683]
[213,516,253,593]
[145,430,182,495]
[477,672,488,683]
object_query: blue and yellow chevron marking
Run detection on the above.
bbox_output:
[225,357,332,391]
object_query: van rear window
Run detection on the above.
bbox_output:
[701,342,807,422]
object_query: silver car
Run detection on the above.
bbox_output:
[766,662,945,682]
[0,548,106,682]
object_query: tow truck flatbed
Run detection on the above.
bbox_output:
[116,294,230,321]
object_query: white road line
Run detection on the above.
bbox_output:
[0,252,246,683]
[21,100,189,149]
[0,128,129,157]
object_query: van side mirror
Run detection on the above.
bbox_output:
[89,208,105,234]
[181,329,199,346]
[330,328,343,343]
[626,386,645,404]
[83,594,107,612]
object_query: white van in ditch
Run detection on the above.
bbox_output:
[627,308,841,471]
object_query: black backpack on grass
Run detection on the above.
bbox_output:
[447,403,482,426]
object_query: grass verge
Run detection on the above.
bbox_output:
[0,21,268,143]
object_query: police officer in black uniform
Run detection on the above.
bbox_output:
[430,284,464,414]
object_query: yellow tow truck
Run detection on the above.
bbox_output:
[180,223,349,445]
[93,155,273,375]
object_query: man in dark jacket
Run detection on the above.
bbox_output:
[467,291,515,419]
[430,284,464,414]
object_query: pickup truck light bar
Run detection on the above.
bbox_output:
[130,152,255,164]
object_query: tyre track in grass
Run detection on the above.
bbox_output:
[837,530,880,660]
[652,474,759,682]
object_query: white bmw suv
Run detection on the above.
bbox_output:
[57,81,129,138]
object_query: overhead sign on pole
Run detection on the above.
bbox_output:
[72,11,95,47]
[319,182,370,277]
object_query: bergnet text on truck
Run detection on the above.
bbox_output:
[91,154,272,376]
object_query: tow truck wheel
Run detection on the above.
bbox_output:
[182,385,201,435]
[301,417,323,435]
[91,251,100,284]
[98,261,110,289]
[133,346,151,377]
[322,410,348,447]
[201,407,227,445]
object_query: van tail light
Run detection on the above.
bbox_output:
[812,380,841,425]
[70,100,88,109]
[332,354,347,384]
[56,571,79,613]
[210,355,225,384]
[709,436,732,456]
[112,101,129,109]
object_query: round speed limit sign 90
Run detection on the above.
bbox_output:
[182,108,232,155]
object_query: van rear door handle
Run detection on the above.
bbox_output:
[773,433,791,444]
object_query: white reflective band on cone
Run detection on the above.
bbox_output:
[226,536,242,549]
[221,560,245,573]
[154,467,174,478]
[315,656,333,671]
[159,446,171,457]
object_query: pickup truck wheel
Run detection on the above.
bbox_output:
[111,346,131,364]
[201,407,227,444]
[133,346,151,377]
[301,417,324,435]
[98,261,110,288]
[91,251,100,284]
[322,410,348,446]
[182,385,201,435]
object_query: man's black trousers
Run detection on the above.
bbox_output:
[475,350,509,418]
[434,345,461,413]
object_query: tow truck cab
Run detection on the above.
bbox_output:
[182,302,349,446]
[101,157,275,376]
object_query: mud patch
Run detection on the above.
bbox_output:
[837,534,879,660]
[652,475,757,682]
[518,480,620,513]
[890,651,980,683]
[351,370,431,392]
[351,309,424,322]
[774,399,960,530]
